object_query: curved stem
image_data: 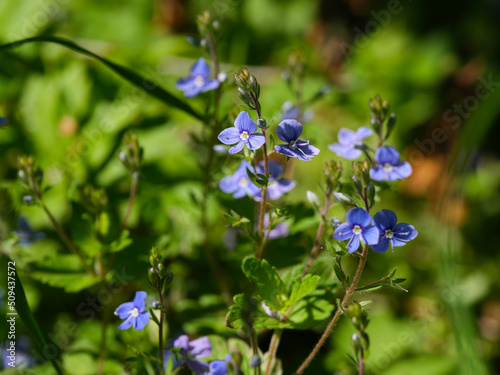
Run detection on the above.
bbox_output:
[295,245,369,374]
[41,203,95,276]
[120,178,138,232]
[264,329,282,375]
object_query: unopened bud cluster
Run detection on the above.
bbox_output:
[369,94,396,141]
[120,133,143,178]
[347,302,370,364]
[18,155,44,203]
[149,247,173,295]
[78,183,108,215]
[234,67,262,115]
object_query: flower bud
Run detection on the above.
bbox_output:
[250,355,261,368]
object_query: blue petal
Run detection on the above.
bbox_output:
[296,140,320,158]
[392,238,407,247]
[201,79,220,92]
[347,235,360,253]
[189,336,212,358]
[0,117,8,126]
[173,335,190,351]
[234,111,257,133]
[274,144,299,159]
[176,77,195,91]
[118,315,134,330]
[267,179,295,200]
[218,127,241,145]
[393,223,418,241]
[361,225,380,245]
[219,175,238,194]
[374,146,400,165]
[184,85,202,98]
[209,360,228,375]
[373,209,397,231]
[232,186,248,199]
[133,291,147,311]
[267,222,289,239]
[190,58,210,78]
[133,310,150,331]
[246,133,266,150]
[328,144,362,160]
[246,181,261,198]
[276,120,303,142]
[337,128,358,146]
[394,161,412,179]
[369,166,386,181]
[235,161,253,175]
[266,161,284,179]
[186,358,210,374]
[346,207,371,227]
[371,237,389,253]
[333,222,353,241]
[355,126,373,141]
[114,302,134,319]
[228,140,245,154]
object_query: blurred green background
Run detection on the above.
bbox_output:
[1,0,499,374]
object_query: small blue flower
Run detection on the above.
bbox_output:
[263,213,289,240]
[328,126,373,160]
[13,217,44,245]
[254,161,295,201]
[176,58,220,97]
[203,360,228,375]
[333,207,380,253]
[281,101,313,122]
[370,146,412,181]
[274,120,320,161]
[164,335,211,374]
[219,161,260,199]
[2,337,33,369]
[371,209,418,253]
[0,117,8,128]
[218,111,266,154]
[114,291,150,331]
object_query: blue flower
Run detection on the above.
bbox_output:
[218,111,266,154]
[274,120,320,161]
[164,335,211,374]
[114,291,150,331]
[219,161,260,199]
[13,217,44,245]
[0,117,8,128]
[2,337,32,369]
[333,207,380,253]
[370,146,412,181]
[204,360,228,375]
[263,213,289,240]
[328,126,373,160]
[371,209,418,253]
[254,161,295,201]
[176,58,220,97]
[281,101,313,122]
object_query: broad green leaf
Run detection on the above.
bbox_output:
[0,36,204,121]
[287,274,320,308]
[288,287,336,330]
[241,257,287,311]
[13,271,64,374]
[31,272,102,293]
[107,229,132,253]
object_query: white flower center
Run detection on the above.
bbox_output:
[353,225,362,235]
[194,75,205,87]
[289,141,297,149]
[383,163,393,172]
[385,229,394,239]
[131,307,139,317]
[240,131,250,141]
[239,177,249,187]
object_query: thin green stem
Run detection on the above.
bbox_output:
[264,329,282,375]
[295,245,369,374]
[41,203,95,276]
[120,178,138,232]
[158,277,165,375]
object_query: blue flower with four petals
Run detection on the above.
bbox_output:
[370,146,412,181]
[333,207,380,253]
[219,161,261,199]
[371,209,418,253]
[176,58,220,97]
[274,119,320,161]
[328,126,373,160]
[114,291,150,331]
[218,111,266,154]
[163,335,212,374]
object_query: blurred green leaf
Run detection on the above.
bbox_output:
[30,271,102,293]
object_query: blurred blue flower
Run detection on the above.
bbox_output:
[2,337,33,369]
[164,335,211,374]
[263,213,289,240]
[114,291,150,331]
[0,117,8,128]
[281,101,313,122]
[204,360,228,375]
[328,127,373,160]
[218,111,266,154]
[219,161,260,199]
[13,217,44,245]
[254,161,295,201]
[0,287,4,308]
[176,58,220,97]
[333,207,379,253]
[274,120,320,161]
[370,146,412,181]
[371,209,418,253]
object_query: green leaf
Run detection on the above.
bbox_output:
[288,287,336,329]
[0,36,203,121]
[31,271,102,293]
[356,284,383,293]
[241,257,287,311]
[287,274,320,308]
[107,229,132,253]
[334,263,346,285]
[269,134,275,151]
[13,271,64,374]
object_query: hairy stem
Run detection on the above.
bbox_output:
[264,329,282,375]
[41,203,95,275]
[295,245,369,374]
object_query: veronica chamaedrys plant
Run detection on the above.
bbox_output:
[114,291,150,331]
[254,161,295,201]
[176,57,220,97]
[370,145,412,181]
[218,111,266,154]
[328,126,373,159]
[163,335,212,374]
[219,161,261,199]
[274,119,320,161]
[333,207,380,253]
